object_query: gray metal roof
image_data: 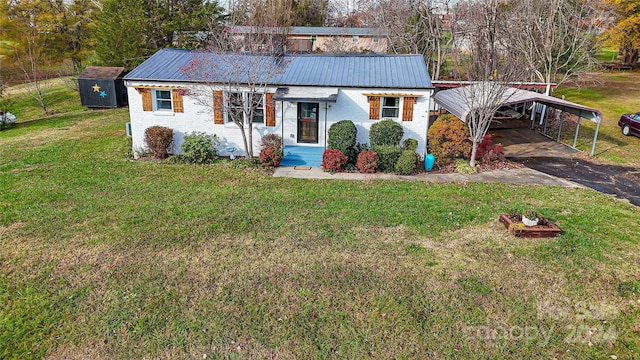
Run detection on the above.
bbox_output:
[433,83,601,123]
[230,26,388,36]
[124,48,432,89]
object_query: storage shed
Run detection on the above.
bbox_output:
[78,66,128,108]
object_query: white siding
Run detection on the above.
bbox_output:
[126,81,433,157]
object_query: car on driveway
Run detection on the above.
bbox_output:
[618,112,640,137]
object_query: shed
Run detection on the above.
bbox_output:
[78,66,128,108]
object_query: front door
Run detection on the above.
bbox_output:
[297,102,319,143]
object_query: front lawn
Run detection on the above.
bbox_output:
[1,82,639,359]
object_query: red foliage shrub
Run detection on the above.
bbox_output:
[470,134,505,163]
[356,150,379,173]
[321,149,348,172]
[144,126,173,158]
[259,134,282,149]
[259,145,282,167]
[427,114,471,167]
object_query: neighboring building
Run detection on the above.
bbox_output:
[123,48,433,166]
[230,26,389,54]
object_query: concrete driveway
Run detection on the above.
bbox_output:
[492,128,640,207]
[490,128,578,158]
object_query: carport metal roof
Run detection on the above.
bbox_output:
[433,84,602,156]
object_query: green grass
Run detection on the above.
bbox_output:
[594,48,619,63]
[1,81,640,359]
[554,71,640,165]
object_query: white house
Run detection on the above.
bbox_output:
[124,48,434,166]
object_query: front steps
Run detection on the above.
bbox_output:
[280,145,324,167]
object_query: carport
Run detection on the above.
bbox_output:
[433,84,602,156]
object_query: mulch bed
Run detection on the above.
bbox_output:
[428,160,524,174]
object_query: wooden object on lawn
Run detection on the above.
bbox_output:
[499,214,561,238]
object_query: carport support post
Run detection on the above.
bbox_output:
[557,110,565,141]
[530,102,536,129]
[573,115,582,148]
[590,118,600,156]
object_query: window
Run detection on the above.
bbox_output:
[154,89,172,111]
[224,91,265,124]
[352,35,359,42]
[311,35,317,42]
[227,92,244,123]
[381,97,400,118]
[372,37,379,43]
[251,93,264,123]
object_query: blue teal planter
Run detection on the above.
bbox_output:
[424,154,435,171]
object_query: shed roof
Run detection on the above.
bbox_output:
[124,48,432,89]
[433,83,601,123]
[78,66,125,79]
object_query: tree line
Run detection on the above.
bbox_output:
[1,0,638,113]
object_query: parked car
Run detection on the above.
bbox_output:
[0,110,16,130]
[618,112,640,137]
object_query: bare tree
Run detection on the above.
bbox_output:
[1,0,54,114]
[325,0,371,26]
[508,0,604,92]
[362,0,452,79]
[451,0,527,166]
[181,5,292,157]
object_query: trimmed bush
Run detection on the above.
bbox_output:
[395,150,420,175]
[180,132,220,164]
[469,134,505,163]
[402,138,418,151]
[321,149,348,172]
[259,134,282,149]
[354,142,370,153]
[427,114,471,167]
[370,119,404,147]
[328,120,357,153]
[144,126,173,158]
[372,145,403,173]
[356,150,379,173]
[259,145,283,167]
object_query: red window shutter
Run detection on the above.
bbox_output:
[368,96,380,120]
[140,89,152,111]
[172,90,184,113]
[265,93,276,127]
[402,97,416,121]
[213,90,224,124]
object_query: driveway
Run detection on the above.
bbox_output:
[492,129,640,207]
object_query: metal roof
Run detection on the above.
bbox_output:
[230,26,388,36]
[433,83,601,123]
[78,66,125,79]
[124,48,432,89]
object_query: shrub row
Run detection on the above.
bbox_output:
[143,127,281,167]
[326,119,420,174]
